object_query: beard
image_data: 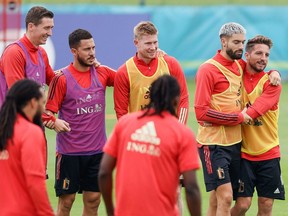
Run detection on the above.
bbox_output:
[33,109,43,129]
[226,48,243,60]
[248,61,266,73]
[77,55,94,67]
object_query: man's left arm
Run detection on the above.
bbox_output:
[246,82,282,119]
[165,56,189,124]
[98,153,116,216]
[268,70,281,86]
[40,48,55,86]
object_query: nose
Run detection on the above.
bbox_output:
[47,28,53,36]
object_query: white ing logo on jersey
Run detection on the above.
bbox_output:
[75,94,102,115]
[126,121,161,157]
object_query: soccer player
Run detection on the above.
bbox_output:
[194,22,281,216]
[231,35,285,216]
[113,21,189,213]
[45,29,115,216]
[99,75,201,216]
[0,79,54,216]
[114,21,189,124]
[0,6,54,107]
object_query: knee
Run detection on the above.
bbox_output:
[84,192,101,208]
[58,195,76,211]
[258,198,273,213]
[219,193,233,206]
[235,198,251,213]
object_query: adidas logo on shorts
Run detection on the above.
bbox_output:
[274,188,280,194]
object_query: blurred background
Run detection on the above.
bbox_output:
[1,0,288,78]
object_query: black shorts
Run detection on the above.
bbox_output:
[55,153,103,197]
[198,143,241,199]
[237,158,285,200]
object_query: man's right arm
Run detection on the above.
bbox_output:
[2,45,26,88]
[194,63,244,126]
[183,170,201,216]
[114,65,130,120]
[45,73,70,133]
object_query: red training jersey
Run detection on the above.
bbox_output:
[114,54,189,124]
[0,34,55,88]
[46,63,115,113]
[104,110,200,216]
[242,69,281,161]
[0,34,56,122]
[194,50,246,126]
[0,114,54,216]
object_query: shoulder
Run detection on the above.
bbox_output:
[97,65,116,73]
[163,55,180,65]
[163,116,195,140]
[51,71,66,84]
[117,63,128,74]
[115,64,129,81]
[118,111,139,123]
[196,59,218,76]
[2,43,23,56]
[15,117,44,141]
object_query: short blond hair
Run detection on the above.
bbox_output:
[133,21,158,40]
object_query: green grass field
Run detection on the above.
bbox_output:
[45,79,288,215]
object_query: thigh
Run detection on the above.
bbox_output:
[256,158,285,200]
[237,159,256,198]
[227,143,241,197]
[79,153,103,192]
[55,154,80,197]
[198,145,234,192]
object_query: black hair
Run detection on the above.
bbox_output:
[139,75,180,118]
[69,28,93,49]
[0,79,43,151]
[25,6,54,29]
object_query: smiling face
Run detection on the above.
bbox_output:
[28,17,54,47]
[134,34,158,64]
[245,43,270,73]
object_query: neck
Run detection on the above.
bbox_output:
[73,61,90,72]
[246,65,258,75]
[21,107,33,122]
[25,33,39,48]
[137,53,153,65]
[219,50,233,61]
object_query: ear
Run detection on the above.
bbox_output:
[27,22,34,31]
[134,39,138,46]
[221,37,227,48]
[30,98,38,109]
[71,48,77,55]
[244,52,249,61]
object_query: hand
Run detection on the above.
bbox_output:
[241,108,252,124]
[54,68,64,75]
[43,120,55,129]
[269,70,281,86]
[199,121,213,127]
[94,58,101,68]
[54,119,71,133]
[156,48,167,57]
